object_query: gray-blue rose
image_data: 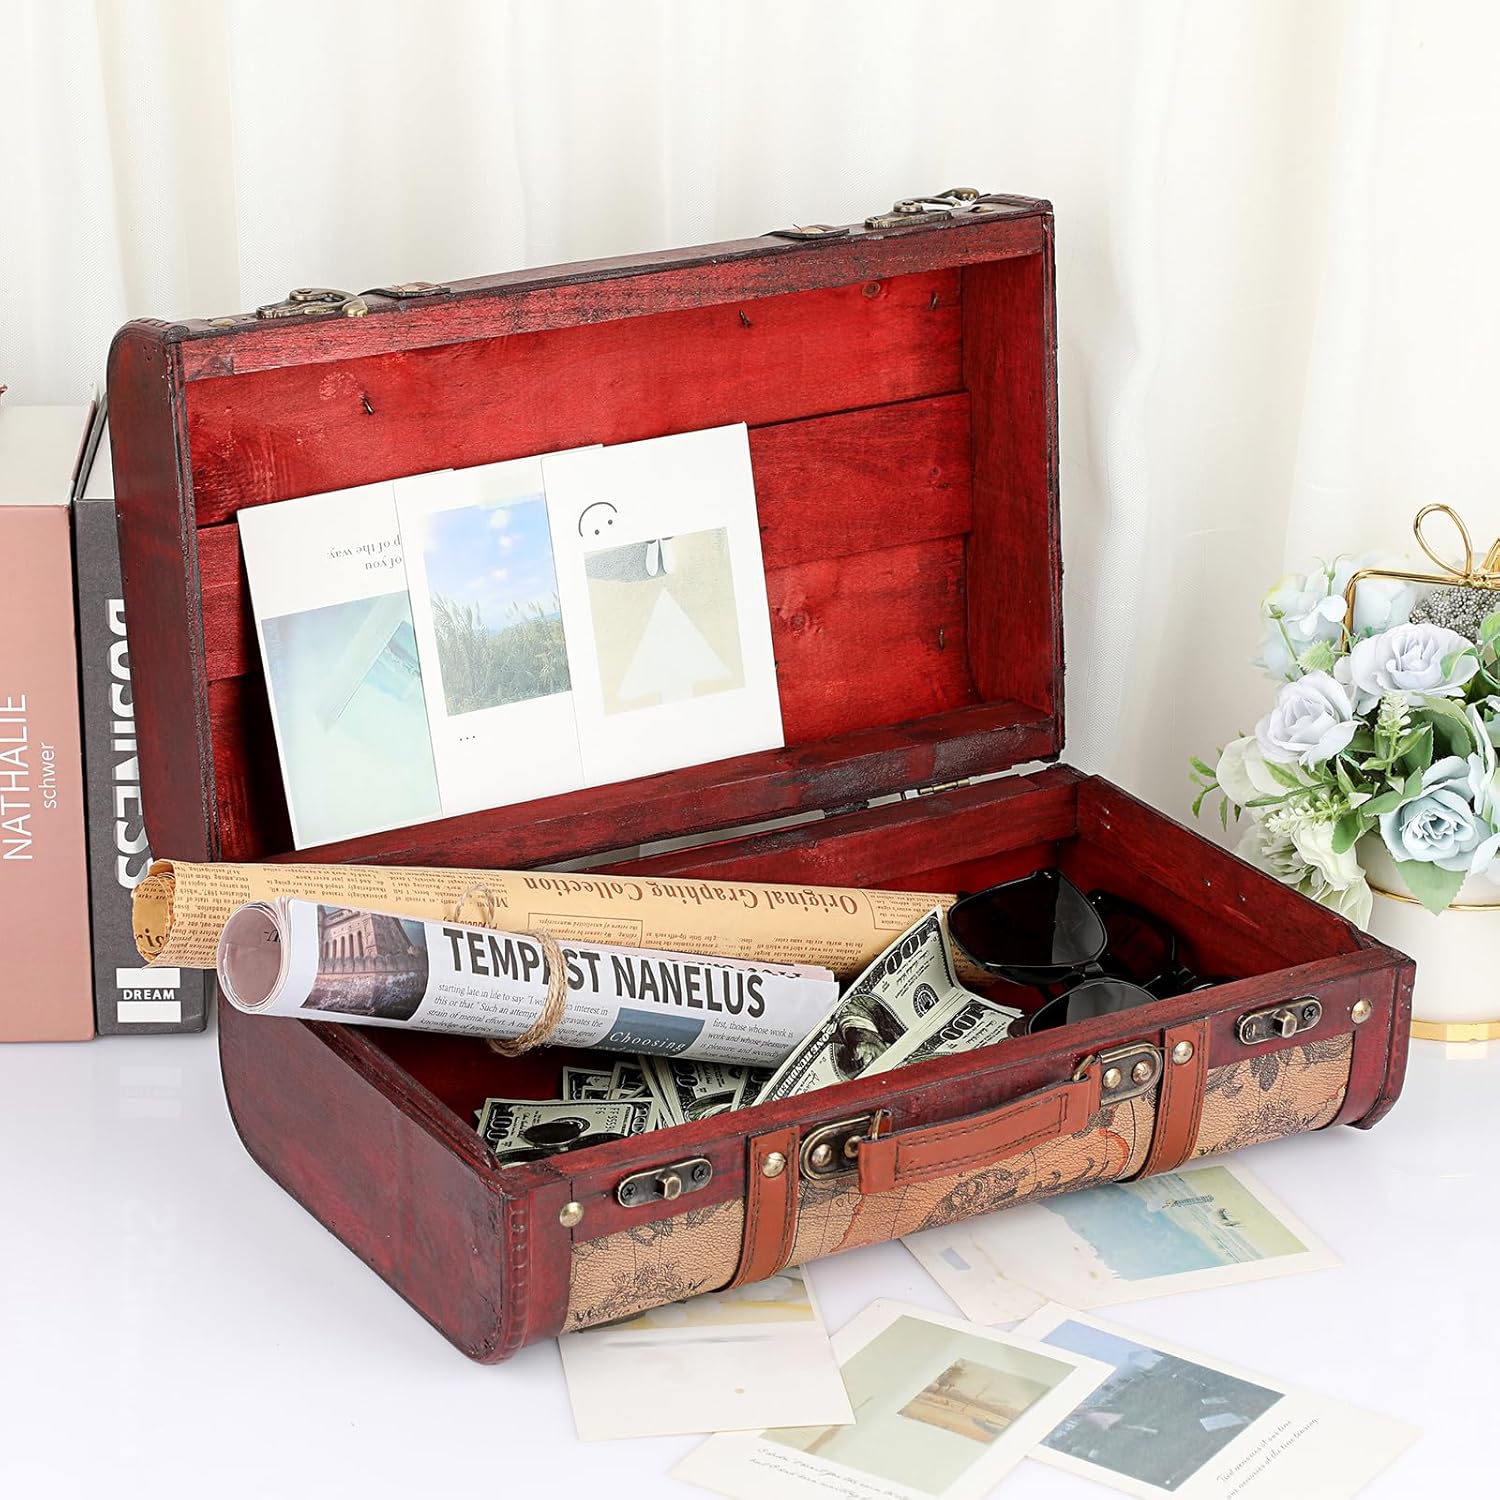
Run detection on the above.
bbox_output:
[1378,755,1496,870]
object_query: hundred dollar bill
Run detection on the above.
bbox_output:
[477,1097,652,1165]
[609,1059,650,1100]
[753,909,998,1105]
[867,993,1019,1074]
[644,1057,750,1126]
[562,1066,616,1102]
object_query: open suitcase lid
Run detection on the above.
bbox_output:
[108,191,1063,871]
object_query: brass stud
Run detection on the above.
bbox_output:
[1131,1059,1155,1084]
[1102,1066,1123,1090]
[761,1151,787,1179]
[1351,999,1373,1025]
[1172,1040,1195,1065]
[559,1201,585,1229]
[809,1142,835,1171]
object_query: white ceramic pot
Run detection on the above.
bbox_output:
[1360,841,1500,1041]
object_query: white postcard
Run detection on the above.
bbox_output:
[1014,1304,1418,1499]
[558,1267,852,1441]
[672,1299,1109,1500]
[237,483,441,848]
[394,457,585,817]
[906,1163,1340,1323]
[542,424,783,786]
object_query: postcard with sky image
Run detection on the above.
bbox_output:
[237,481,441,849]
[542,424,783,788]
[395,456,587,818]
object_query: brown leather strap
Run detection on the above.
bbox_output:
[857,1073,1097,1195]
[728,1127,800,1289]
[1137,1019,1210,1177]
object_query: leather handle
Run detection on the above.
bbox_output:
[856,1069,1099,1195]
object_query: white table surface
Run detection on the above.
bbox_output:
[0,1022,1488,1498]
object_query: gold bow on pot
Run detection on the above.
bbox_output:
[1342,503,1500,633]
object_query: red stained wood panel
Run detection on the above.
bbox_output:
[213,696,1058,867]
[194,393,974,683]
[769,535,973,741]
[179,210,1048,379]
[962,251,1062,723]
[184,273,964,526]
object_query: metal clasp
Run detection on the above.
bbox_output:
[1083,1042,1163,1103]
[800,1110,891,1180]
[1238,998,1322,1046]
[364,280,449,299]
[616,1156,712,1208]
[256,287,370,320]
[767,223,852,242]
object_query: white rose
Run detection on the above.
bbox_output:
[1345,622,1478,711]
[1288,817,1364,891]
[1254,554,1422,682]
[1254,672,1357,767]
[1234,815,1373,926]
[1215,735,1310,807]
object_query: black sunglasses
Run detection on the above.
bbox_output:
[947,869,1225,1034]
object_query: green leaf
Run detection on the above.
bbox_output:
[1191,787,1208,818]
[1359,788,1406,816]
[1334,756,1357,798]
[1189,756,1218,778]
[1332,810,1367,854]
[1481,609,1500,647]
[1391,858,1468,916]
[1395,723,1434,778]
[1262,759,1308,790]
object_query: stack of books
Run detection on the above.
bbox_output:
[0,401,209,1041]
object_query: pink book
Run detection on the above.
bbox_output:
[0,405,94,1040]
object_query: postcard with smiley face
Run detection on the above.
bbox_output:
[542,423,784,786]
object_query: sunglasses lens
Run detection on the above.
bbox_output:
[1025,976,1157,1033]
[949,870,1106,975]
[1091,895,1176,985]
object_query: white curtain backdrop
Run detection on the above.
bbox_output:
[4,0,1497,828]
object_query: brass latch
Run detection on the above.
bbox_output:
[616,1156,713,1207]
[1238,997,1322,1046]
[255,287,370,320]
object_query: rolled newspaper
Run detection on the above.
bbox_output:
[136,858,961,980]
[216,897,842,1066]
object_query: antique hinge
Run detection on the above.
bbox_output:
[865,188,1039,231]
[208,286,371,327]
[910,777,974,798]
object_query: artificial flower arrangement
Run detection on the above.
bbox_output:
[1194,540,1500,927]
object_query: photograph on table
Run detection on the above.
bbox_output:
[1015,1304,1419,1499]
[395,455,587,818]
[673,1299,1109,1500]
[560,1268,854,1442]
[906,1162,1339,1323]
[543,423,783,787]
[237,481,441,849]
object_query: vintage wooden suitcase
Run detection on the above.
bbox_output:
[109,192,1413,1362]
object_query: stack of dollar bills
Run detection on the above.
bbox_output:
[475,909,1021,1167]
